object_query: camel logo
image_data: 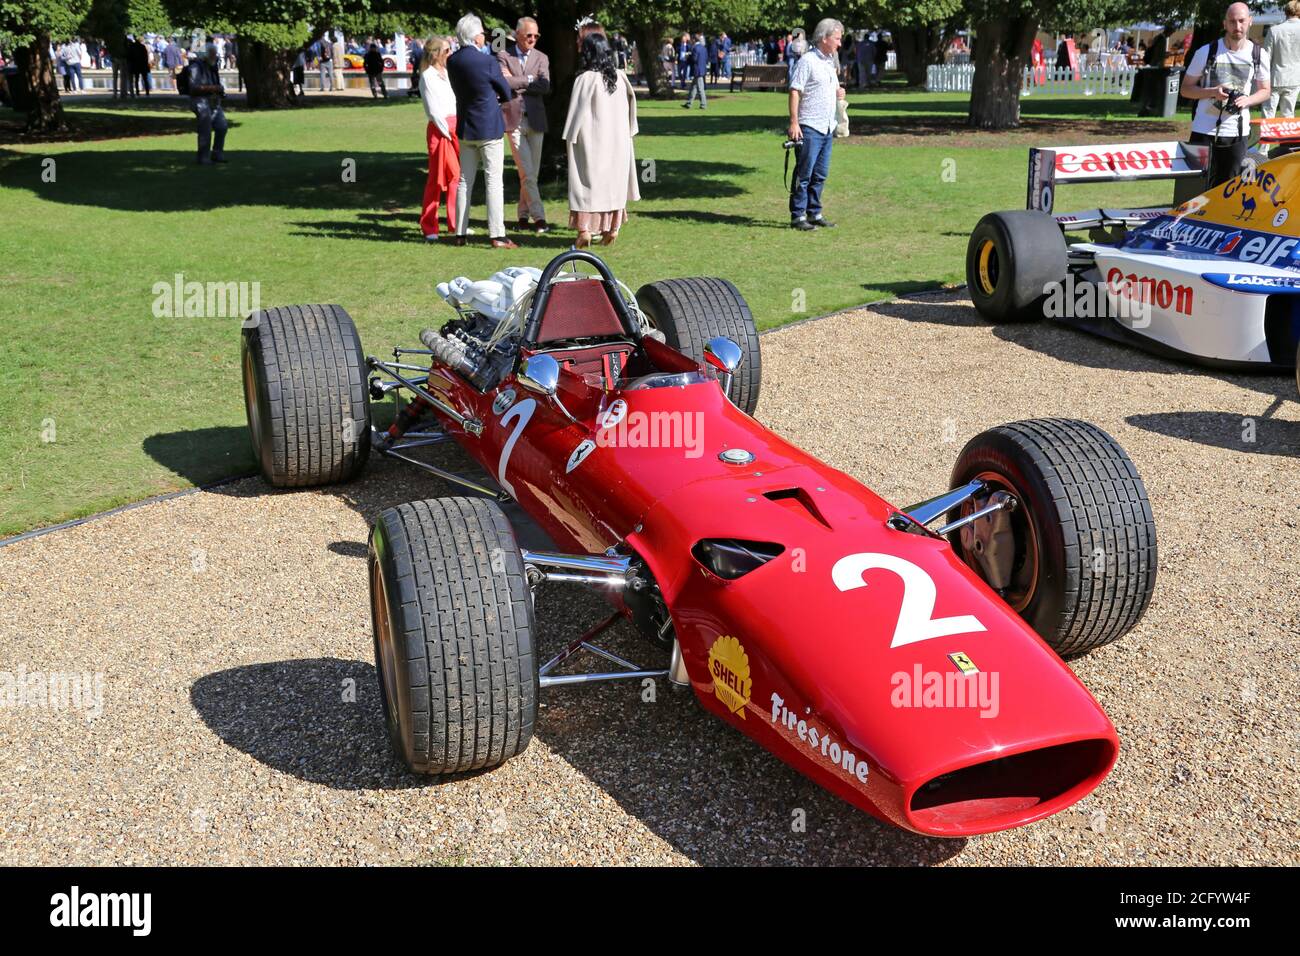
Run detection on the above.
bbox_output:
[1236,194,1257,221]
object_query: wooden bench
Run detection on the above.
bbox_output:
[731,64,788,92]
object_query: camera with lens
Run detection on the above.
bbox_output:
[1220,87,1244,114]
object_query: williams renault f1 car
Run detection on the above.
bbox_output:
[240,250,1157,837]
[967,128,1300,392]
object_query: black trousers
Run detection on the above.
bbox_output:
[1189,130,1248,188]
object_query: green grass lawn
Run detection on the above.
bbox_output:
[0,87,1183,535]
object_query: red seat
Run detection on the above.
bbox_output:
[533,279,627,343]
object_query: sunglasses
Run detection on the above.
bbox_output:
[520,33,539,39]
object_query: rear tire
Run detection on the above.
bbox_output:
[369,498,538,775]
[966,211,1067,323]
[949,419,1157,656]
[241,304,370,487]
[636,277,762,415]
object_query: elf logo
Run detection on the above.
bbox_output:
[49,886,151,936]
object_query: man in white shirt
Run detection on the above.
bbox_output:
[787,18,845,230]
[1180,2,1271,186]
[1263,1,1300,120]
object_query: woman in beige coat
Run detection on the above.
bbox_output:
[562,32,640,247]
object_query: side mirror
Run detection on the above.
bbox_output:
[704,337,743,403]
[704,336,743,374]
[517,353,560,397]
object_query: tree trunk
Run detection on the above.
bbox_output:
[238,38,296,109]
[891,26,929,87]
[630,22,672,98]
[967,18,1037,129]
[539,0,579,183]
[17,35,66,134]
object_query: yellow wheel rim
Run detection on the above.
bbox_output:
[976,239,998,296]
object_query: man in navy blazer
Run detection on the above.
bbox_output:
[684,33,709,108]
[448,14,517,248]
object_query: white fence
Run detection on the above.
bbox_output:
[927,63,1136,97]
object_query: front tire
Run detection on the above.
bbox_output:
[949,419,1157,656]
[636,277,762,415]
[241,304,370,487]
[966,211,1067,323]
[369,498,538,775]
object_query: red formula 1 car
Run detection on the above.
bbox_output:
[240,251,1157,837]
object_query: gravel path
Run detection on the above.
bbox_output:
[2,292,1297,865]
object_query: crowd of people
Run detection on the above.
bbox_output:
[45,34,237,95]
[659,28,890,94]
[415,14,638,249]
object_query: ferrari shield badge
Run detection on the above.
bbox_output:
[565,439,596,473]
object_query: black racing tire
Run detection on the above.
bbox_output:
[240,304,370,487]
[948,419,1157,657]
[369,498,538,775]
[966,211,1067,323]
[635,277,762,416]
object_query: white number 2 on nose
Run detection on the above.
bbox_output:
[832,552,986,648]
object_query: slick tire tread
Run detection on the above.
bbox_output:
[966,211,1067,324]
[636,277,762,415]
[241,304,370,487]
[370,497,537,775]
[951,418,1157,656]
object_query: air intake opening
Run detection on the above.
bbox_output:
[692,539,784,580]
[762,487,830,528]
[908,738,1115,835]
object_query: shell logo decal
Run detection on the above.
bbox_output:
[708,635,751,719]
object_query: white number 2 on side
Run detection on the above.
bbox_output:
[832,552,986,648]
[497,398,536,499]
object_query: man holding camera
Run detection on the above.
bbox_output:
[186,42,228,165]
[1181,2,1271,187]
[787,18,845,231]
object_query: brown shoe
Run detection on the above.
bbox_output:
[445,235,467,246]
[516,218,530,230]
[490,237,519,249]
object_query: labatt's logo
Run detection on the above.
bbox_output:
[709,635,751,719]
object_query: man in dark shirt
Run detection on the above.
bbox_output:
[447,14,516,247]
[684,33,708,108]
[186,43,228,165]
[364,42,386,98]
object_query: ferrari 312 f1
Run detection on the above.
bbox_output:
[240,250,1158,837]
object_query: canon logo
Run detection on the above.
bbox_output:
[1106,268,1193,316]
[1056,149,1174,175]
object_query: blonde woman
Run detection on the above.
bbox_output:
[419,36,460,240]
[562,31,639,247]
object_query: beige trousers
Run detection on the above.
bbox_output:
[456,137,506,238]
[508,124,546,222]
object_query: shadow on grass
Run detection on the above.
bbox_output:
[0,148,751,214]
[142,425,254,486]
[0,105,204,144]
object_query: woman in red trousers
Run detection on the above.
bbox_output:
[419,36,459,241]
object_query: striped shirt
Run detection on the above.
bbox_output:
[789,47,839,134]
